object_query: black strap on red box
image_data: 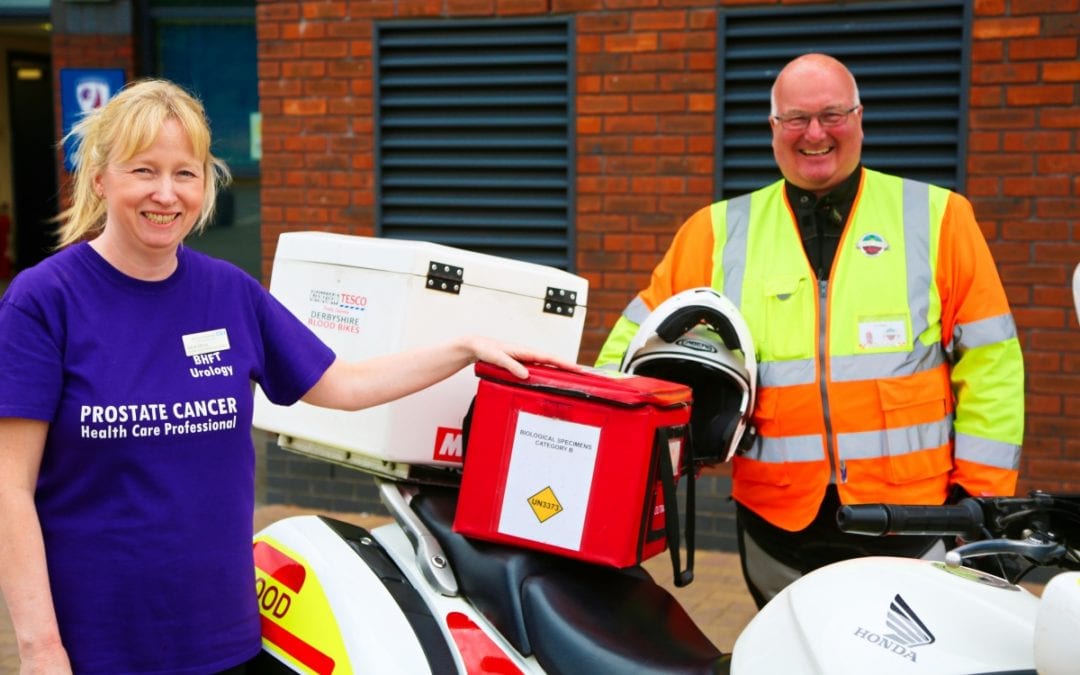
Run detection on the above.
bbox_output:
[655,426,695,587]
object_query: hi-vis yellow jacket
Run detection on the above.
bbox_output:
[597,168,1024,532]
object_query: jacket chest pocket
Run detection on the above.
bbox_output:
[761,275,813,361]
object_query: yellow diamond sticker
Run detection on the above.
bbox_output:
[527,486,564,523]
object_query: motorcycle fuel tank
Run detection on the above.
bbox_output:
[731,556,1039,674]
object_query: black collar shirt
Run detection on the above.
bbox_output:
[784,166,862,281]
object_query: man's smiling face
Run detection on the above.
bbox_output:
[770,55,864,196]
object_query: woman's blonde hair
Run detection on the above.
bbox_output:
[55,78,231,248]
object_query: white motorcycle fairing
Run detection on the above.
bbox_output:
[732,556,1040,674]
[254,515,534,674]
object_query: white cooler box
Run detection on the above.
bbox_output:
[252,232,588,480]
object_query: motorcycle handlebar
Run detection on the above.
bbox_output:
[837,499,985,540]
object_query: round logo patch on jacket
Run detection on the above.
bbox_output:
[856,233,889,256]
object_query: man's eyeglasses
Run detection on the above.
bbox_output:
[772,105,861,131]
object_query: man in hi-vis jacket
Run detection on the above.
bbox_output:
[596,53,1024,608]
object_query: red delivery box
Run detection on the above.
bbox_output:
[453,362,693,569]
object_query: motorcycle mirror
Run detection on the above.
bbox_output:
[1072,262,1079,323]
[1033,571,1080,675]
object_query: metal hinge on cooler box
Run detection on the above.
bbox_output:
[544,287,577,317]
[427,261,463,294]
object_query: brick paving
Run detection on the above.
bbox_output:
[0,506,756,672]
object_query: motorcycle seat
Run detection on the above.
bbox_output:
[412,487,724,674]
[522,563,725,674]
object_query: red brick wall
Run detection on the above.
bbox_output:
[574,1,718,359]
[965,1,1080,494]
[256,1,1078,492]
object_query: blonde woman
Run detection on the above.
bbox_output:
[0,79,564,674]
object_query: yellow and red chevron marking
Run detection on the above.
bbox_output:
[254,538,349,675]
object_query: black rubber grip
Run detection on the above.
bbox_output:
[837,499,984,539]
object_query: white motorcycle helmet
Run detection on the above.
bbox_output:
[620,288,757,464]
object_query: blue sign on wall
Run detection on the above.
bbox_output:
[59,68,126,172]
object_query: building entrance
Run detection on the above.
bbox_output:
[7,52,58,273]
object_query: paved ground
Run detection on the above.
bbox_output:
[0,505,756,672]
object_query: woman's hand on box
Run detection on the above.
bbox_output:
[301,336,580,411]
[462,335,581,379]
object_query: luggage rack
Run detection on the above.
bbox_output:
[275,434,464,487]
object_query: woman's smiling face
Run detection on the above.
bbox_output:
[93,117,205,263]
[770,55,864,196]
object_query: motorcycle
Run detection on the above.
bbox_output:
[253,467,1080,674]
[254,474,726,674]
[251,267,1080,674]
[733,494,1080,674]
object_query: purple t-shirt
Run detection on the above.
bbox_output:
[0,243,336,673]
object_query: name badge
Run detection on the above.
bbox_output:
[857,317,908,350]
[182,328,231,356]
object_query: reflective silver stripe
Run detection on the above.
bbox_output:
[831,340,946,381]
[747,433,826,463]
[721,194,751,308]
[758,358,815,387]
[953,313,1018,352]
[837,418,952,461]
[621,295,651,324]
[739,526,801,604]
[955,432,1021,471]
[903,179,933,342]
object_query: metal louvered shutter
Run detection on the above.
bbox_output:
[375,18,575,270]
[717,0,970,198]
